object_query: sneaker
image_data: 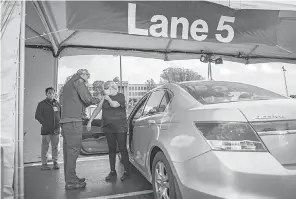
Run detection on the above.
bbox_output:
[65,182,87,190]
[53,162,60,170]
[41,164,51,170]
[120,171,130,181]
[105,171,117,181]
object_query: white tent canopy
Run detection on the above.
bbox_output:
[25,1,296,64]
[1,1,296,199]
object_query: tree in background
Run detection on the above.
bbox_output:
[92,80,104,97]
[113,77,120,83]
[159,78,166,85]
[160,67,204,83]
[145,78,157,91]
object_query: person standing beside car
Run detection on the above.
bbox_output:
[87,80,130,181]
[60,69,100,190]
[35,87,61,170]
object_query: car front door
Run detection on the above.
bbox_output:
[132,89,167,171]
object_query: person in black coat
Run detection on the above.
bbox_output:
[35,87,61,170]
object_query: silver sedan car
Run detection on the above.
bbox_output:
[127,81,296,199]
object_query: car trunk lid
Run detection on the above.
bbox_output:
[236,99,296,168]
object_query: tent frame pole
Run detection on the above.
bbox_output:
[32,1,58,53]
[208,61,213,80]
[120,56,123,93]
[14,1,25,199]
[282,66,289,96]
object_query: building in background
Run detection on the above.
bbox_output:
[58,81,158,105]
[87,81,129,102]
[128,84,149,101]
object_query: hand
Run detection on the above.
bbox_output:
[87,121,92,132]
[104,95,111,101]
[93,97,101,104]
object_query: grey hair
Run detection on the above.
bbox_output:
[103,81,118,91]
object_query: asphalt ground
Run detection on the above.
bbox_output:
[24,155,154,199]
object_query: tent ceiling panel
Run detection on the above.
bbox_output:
[25,26,51,45]
[205,0,296,11]
[59,47,166,60]
[62,32,170,50]
[25,0,296,64]
[25,2,51,44]
[37,1,74,44]
[276,17,296,56]
[251,45,295,58]
[169,40,255,55]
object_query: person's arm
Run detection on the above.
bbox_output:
[35,102,45,125]
[118,94,126,108]
[57,102,62,117]
[89,97,105,123]
[59,90,63,106]
[105,94,126,108]
[73,79,100,107]
[105,96,120,107]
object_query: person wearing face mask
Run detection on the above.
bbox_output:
[87,80,130,181]
[35,87,61,170]
[60,69,100,190]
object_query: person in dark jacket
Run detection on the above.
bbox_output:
[35,87,61,170]
[87,80,130,182]
[60,69,100,190]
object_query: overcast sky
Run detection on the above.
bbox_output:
[58,55,296,96]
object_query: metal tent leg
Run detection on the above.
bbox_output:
[208,61,213,80]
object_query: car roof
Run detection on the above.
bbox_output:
[150,80,232,90]
[177,80,241,86]
[149,80,259,93]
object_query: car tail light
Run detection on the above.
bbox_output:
[194,122,267,151]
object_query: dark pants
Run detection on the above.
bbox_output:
[61,122,83,184]
[106,132,129,172]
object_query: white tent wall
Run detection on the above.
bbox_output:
[1,1,24,199]
[24,48,58,163]
[1,1,296,198]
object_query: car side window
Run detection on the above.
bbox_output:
[158,91,173,112]
[142,90,165,116]
[133,97,148,119]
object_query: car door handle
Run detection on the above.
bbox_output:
[148,120,156,125]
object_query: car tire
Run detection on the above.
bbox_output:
[152,151,177,199]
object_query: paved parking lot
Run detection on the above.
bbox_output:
[24,156,153,199]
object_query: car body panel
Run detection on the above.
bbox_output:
[128,81,296,199]
[132,113,164,169]
[191,99,296,165]
[173,151,296,199]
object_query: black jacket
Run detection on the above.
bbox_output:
[60,74,100,123]
[35,98,61,135]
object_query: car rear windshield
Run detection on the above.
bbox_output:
[179,81,287,105]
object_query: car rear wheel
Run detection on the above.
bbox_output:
[152,152,176,199]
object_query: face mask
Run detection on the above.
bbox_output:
[104,89,111,95]
[110,88,118,96]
